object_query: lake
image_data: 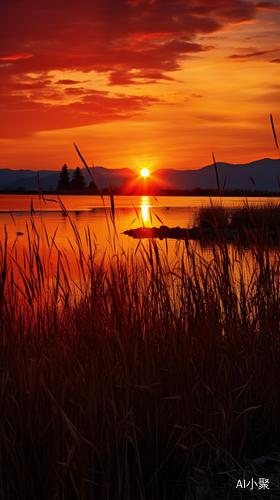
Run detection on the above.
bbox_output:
[0,193,278,290]
[0,193,276,250]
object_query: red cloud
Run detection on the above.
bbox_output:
[1,0,258,80]
[0,52,33,61]
[255,2,280,11]
[0,0,267,137]
[0,90,165,138]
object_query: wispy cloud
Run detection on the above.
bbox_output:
[255,2,280,11]
[228,50,275,59]
[0,53,34,61]
[56,79,83,85]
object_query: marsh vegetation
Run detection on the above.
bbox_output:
[0,199,280,499]
[194,200,280,232]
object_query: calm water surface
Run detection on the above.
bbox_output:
[1,194,277,293]
[0,193,278,258]
[0,193,275,212]
[0,193,277,249]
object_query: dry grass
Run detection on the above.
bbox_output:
[194,200,280,235]
[193,202,230,230]
[0,202,280,499]
[231,201,280,231]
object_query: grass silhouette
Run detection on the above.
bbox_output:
[1,117,280,499]
[0,200,280,499]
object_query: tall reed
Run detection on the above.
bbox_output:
[0,206,280,499]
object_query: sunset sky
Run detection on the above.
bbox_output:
[1,0,280,173]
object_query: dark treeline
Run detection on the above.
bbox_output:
[56,164,97,192]
[1,187,280,197]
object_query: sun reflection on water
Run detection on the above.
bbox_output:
[141,196,150,222]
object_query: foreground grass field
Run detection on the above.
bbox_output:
[0,205,280,499]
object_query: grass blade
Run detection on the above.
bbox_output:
[212,152,221,196]
[270,113,279,153]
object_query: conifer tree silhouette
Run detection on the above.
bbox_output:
[71,167,87,191]
[56,164,71,191]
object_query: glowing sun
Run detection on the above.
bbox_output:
[140,168,150,177]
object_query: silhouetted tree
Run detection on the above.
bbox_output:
[57,164,71,191]
[87,180,97,190]
[71,167,87,191]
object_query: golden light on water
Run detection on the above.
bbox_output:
[140,168,150,177]
[141,196,150,222]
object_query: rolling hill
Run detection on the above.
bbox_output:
[0,158,279,192]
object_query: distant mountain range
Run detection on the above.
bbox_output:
[0,158,280,192]
[0,167,136,192]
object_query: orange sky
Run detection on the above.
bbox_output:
[0,0,280,173]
